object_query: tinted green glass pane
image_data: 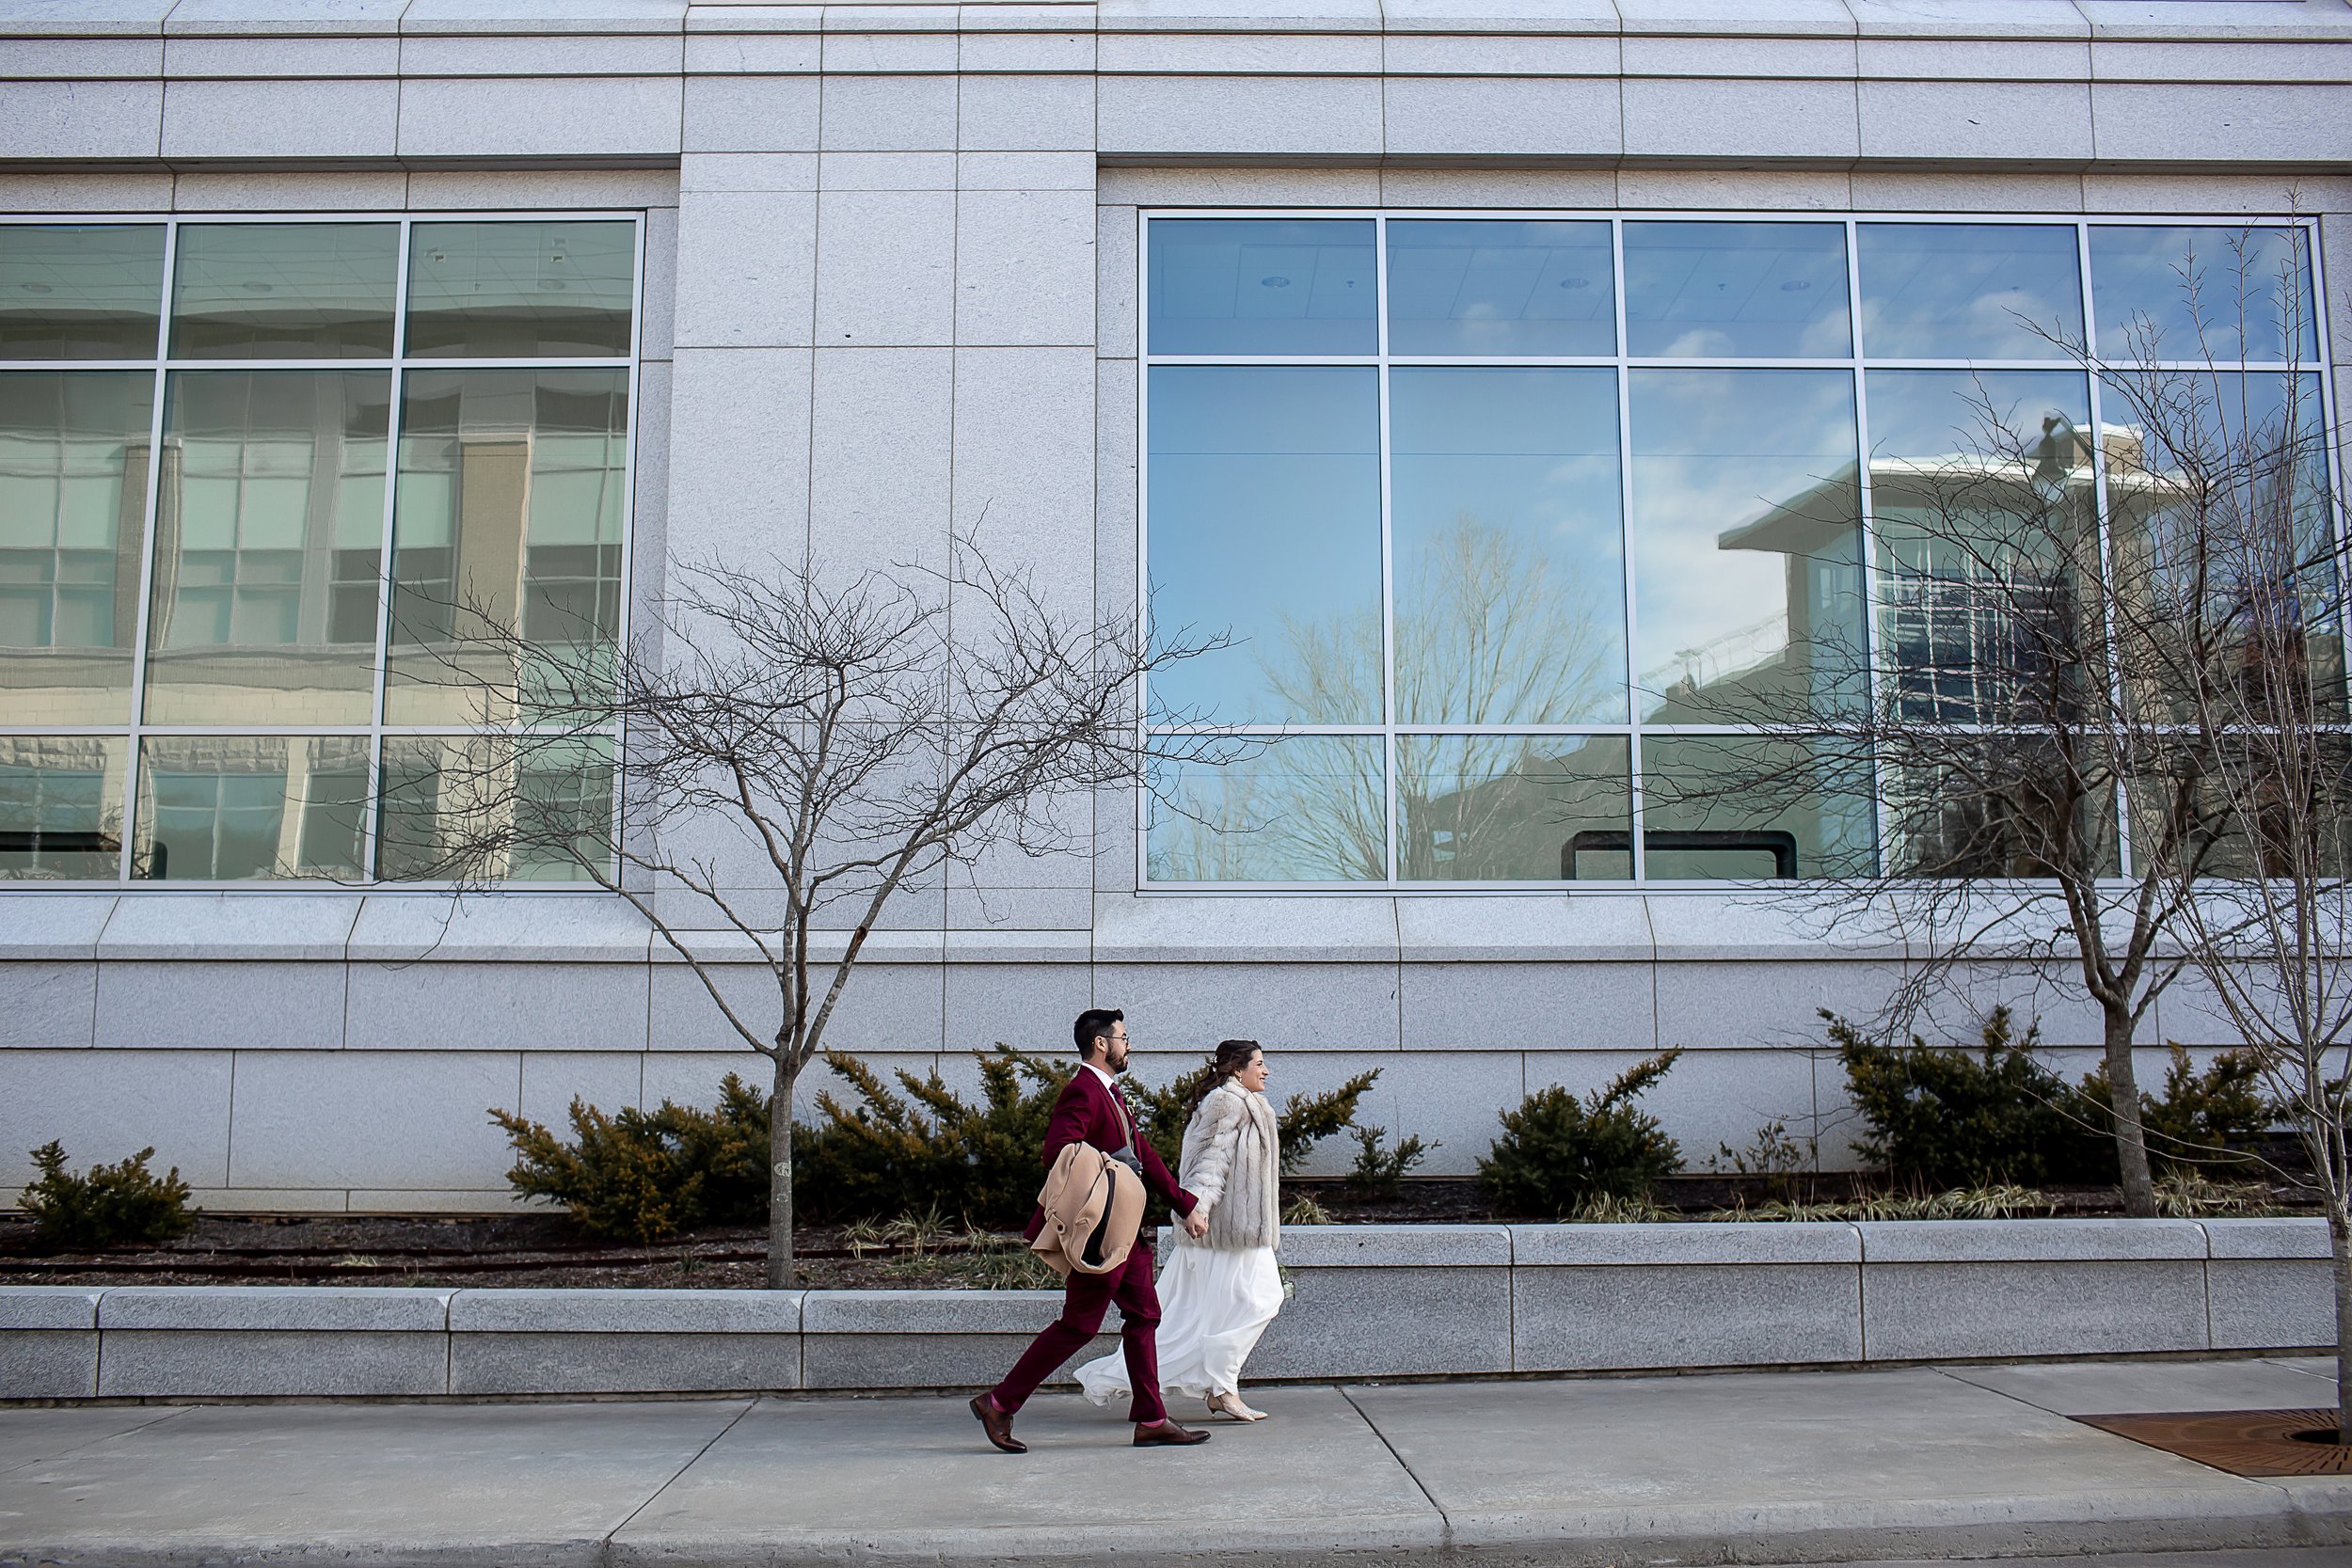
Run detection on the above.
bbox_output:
[0,226,164,359]
[1148,218,1376,356]
[1386,219,1615,356]
[376,732,612,883]
[0,372,154,726]
[405,222,635,358]
[170,224,397,359]
[1145,735,1386,883]
[0,734,124,879]
[1628,368,1866,723]
[1624,221,1851,358]
[1856,223,2085,360]
[132,735,368,880]
[1399,734,1631,881]
[1639,735,1876,880]
[2101,370,2344,721]
[1390,367,1626,724]
[2090,225,2318,364]
[144,371,390,726]
[1146,365,1382,725]
[1866,370,2099,726]
[386,369,627,725]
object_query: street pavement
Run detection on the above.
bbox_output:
[1,1354,2346,1567]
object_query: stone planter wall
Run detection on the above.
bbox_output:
[1,1218,2328,1402]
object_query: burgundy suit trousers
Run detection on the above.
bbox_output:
[990,1242,1166,1424]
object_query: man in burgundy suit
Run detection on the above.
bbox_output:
[968,1007,1212,1452]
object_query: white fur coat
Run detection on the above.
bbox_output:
[1177,1080,1280,1252]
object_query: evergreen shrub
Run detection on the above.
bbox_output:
[1828,1007,2114,1188]
[491,1072,770,1242]
[19,1141,197,1251]
[1477,1049,1685,1217]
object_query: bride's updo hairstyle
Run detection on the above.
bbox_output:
[1187,1038,1262,1117]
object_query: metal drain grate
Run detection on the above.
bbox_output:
[2073,1408,2352,1477]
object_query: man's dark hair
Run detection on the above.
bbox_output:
[1073,1008,1124,1058]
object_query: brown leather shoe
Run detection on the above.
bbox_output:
[1133,1418,1211,1448]
[970,1394,1025,1454]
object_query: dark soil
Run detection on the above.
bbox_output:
[0,1212,1055,1291]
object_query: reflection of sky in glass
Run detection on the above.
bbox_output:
[1390,368,1625,724]
[2090,225,2318,363]
[1146,734,1386,883]
[1386,220,1615,356]
[1147,366,1381,724]
[1867,368,2090,465]
[1148,219,1375,356]
[1857,224,2083,360]
[1624,222,1851,358]
[1399,733,1630,881]
[1629,369,1862,720]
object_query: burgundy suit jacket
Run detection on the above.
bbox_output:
[1022,1068,1196,1243]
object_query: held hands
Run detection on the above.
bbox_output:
[1182,1211,1209,1239]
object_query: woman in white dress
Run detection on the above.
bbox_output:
[1075,1038,1282,1422]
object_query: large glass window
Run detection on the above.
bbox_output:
[0,214,639,883]
[1140,212,2338,886]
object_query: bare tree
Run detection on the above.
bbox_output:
[389,534,1224,1285]
[2122,239,2352,1438]
[1667,228,2338,1217]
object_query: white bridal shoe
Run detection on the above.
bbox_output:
[1207,1390,1268,1422]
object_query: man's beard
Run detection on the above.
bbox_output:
[1107,1043,1130,1074]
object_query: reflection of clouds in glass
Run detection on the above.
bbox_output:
[1625,221,1851,359]
[1661,327,1736,358]
[1856,224,2084,360]
[1629,368,1862,717]
[1867,369,2090,465]
[2090,225,2317,364]
[1389,367,1625,724]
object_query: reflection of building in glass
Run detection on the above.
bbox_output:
[1142,214,2335,886]
[0,217,636,884]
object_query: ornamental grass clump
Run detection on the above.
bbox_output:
[1478,1049,1684,1218]
[19,1141,196,1252]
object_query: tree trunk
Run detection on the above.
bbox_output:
[767,1054,799,1290]
[2102,1006,2158,1218]
[2333,1201,2352,1445]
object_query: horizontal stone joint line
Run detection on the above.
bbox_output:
[1339,1383,1450,1544]
[604,1393,759,1548]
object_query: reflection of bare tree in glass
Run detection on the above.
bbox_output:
[1213,514,1614,878]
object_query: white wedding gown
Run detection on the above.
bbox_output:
[1074,1242,1283,1404]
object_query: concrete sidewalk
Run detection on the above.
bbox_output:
[2,1354,2347,1567]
